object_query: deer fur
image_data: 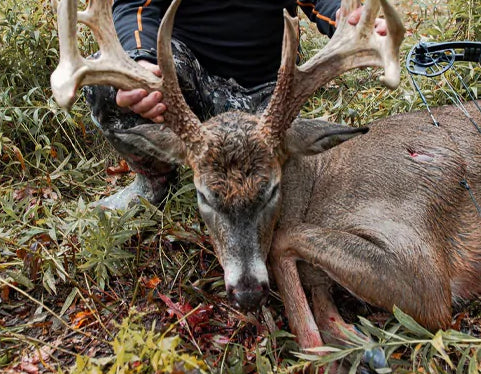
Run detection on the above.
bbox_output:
[270,100,481,348]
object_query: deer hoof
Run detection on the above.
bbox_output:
[91,173,171,210]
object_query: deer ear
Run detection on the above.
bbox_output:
[284,118,368,156]
[108,123,187,164]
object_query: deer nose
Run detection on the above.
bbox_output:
[227,281,269,311]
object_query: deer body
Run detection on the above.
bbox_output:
[55,0,481,360]
[272,101,481,348]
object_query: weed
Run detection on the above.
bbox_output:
[66,309,208,374]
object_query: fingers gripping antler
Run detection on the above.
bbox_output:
[262,0,405,144]
[51,0,202,145]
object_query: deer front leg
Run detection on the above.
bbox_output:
[270,237,357,349]
[295,261,362,346]
[270,251,348,374]
[271,234,385,372]
[306,272,387,369]
[269,251,323,348]
[272,224,452,332]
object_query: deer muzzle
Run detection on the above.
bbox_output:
[224,260,269,311]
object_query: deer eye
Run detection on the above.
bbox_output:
[197,190,209,206]
[197,190,220,209]
[267,184,280,203]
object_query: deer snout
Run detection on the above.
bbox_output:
[227,278,269,311]
[224,261,269,311]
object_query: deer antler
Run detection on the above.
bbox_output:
[262,0,405,145]
[50,0,59,13]
[51,0,202,145]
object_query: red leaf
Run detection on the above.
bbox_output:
[12,145,25,171]
[41,187,58,201]
[13,186,35,201]
[159,293,215,332]
[187,304,214,328]
[213,335,231,345]
[19,363,38,374]
[78,120,86,138]
[16,248,27,260]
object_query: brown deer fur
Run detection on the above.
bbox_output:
[270,101,481,348]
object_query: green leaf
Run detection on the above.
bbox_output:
[393,306,433,338]
[468,349,479,374]
[375,368,393,374]
[5,270,34,290]
[312,349,354,365]
[271,330,296,339]
[348,352,362,374]
[304,346,342,353]
[338,324,372,345]
[60,287,79,317]
[256,347,273,374]
[444,329,481,343]
[0,352,10,366]
[431,331,454,369]
[456,345,472,374]
[42,265,57,294]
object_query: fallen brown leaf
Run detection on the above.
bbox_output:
[71,310,94,329]
[143,276,162,289]
[106,159,130,175]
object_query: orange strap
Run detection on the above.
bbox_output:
[135,0,152,48]
[297,0,337,27]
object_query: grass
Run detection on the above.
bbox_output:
[1,0,481,372]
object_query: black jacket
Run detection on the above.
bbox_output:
[113,0,340,88]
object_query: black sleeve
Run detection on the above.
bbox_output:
[112,0,169,53]
[297,0,341,38]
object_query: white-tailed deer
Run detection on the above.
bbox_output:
[51,0,481,365]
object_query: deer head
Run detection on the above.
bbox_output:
[51,0,404,311]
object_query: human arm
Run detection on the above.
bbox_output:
[112,0,168,123]
[298,0,387,37]
[298,0,340,37]
[112,0,167,53]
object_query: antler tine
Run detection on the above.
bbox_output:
[50,0,59,13]
[51,0,202,146]
[259,9,298,141]
[156,0,203,144]
[262,0,405,145]
[50,0,85,108]
[51,0,163,109]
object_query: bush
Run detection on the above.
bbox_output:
[0,0,101,186]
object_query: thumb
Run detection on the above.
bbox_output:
[138,59,162,77]
[348,6,363,25]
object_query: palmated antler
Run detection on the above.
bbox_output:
[262,0,405,145]
[51,0,202,145]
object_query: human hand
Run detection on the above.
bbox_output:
[336,6,387,36]
[116,60,167,123]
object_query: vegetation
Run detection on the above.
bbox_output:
[1,0,480,372]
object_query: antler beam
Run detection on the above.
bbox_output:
[262,0,405,143]
[51,0,202,145]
